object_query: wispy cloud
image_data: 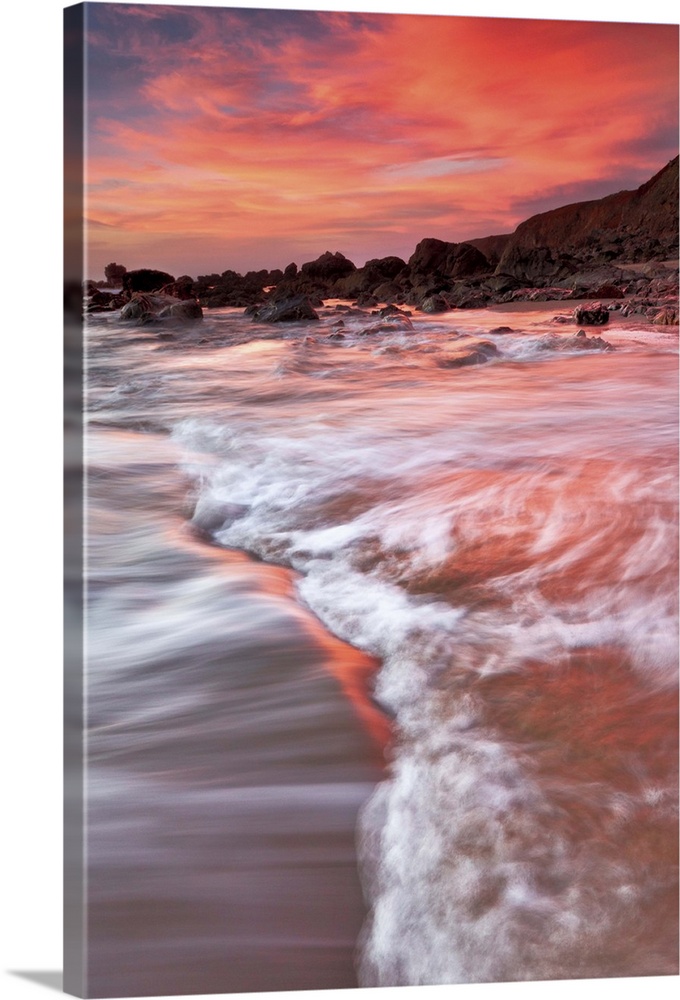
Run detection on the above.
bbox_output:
[83,6,679,277]
[382,156,507,180]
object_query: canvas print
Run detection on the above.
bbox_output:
[64,2,679,996]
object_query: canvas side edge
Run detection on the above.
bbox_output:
[64,3,86,997]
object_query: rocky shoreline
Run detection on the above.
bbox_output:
[83,156,678,328]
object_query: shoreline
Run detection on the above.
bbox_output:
[86,427,387,995]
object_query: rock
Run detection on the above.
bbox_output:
[157,299,204,321]
[439,341,499,368]
[475,340,499,356]
[364,255,408,280]
[488,326,514,334]
[538,331,614,352]
[123,268,176,294]
[652,306,678,325]
[573,302,609,325]
[354,293,380,308]
[420,294,450,313]
[566,264,628,294]
[439,349,493,369]
[455,292,489,309]
[467,233,513,266]
[496,156,679,266]
[159,275,195,300]
[300,250,356,282]
[481,274,522,296]
[450,243,493,279]
[496,245,578,285]
[334,256,408,299]
[120,292,203,323]
[85,289,116,312]
[571,331,615,350]
[192,499,248,536]
[409,239,491,279]
[372,281,404,302]
[360,315,414,335]
[250,295,320,323]
[375,305,412,317]
[592,284,624,298]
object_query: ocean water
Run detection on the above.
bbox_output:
[84,301,678,993]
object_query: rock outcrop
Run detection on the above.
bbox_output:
[123,269,176,294]
[88,159,678,324]
[573,303,609,326]
[119,292,203,323]
[497,157,679,278]
[250,295,320,323]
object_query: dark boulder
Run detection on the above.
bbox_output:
[481,274,522,297]
[372,281,405,303]
[359,315,414,335]
[450,243,493,278]
[250,296,320,323]
[409,239,491,280]
[300,251,356,282]
[573,302,609,325]
[495,245,578,285]
[453,291,489,309]
[123,268,176,294]
[375,305,412,318]
[332,270,370,299]
[439,341,499,368]
[159,275,195,300]
[157,299,203,321]
[354,293,380,308]
[333,256,408,299]
[363,255,407,280]
[592,284,624,299]
[420,294,450,313]
[408,238,450,274]
[120,292,203,323]
[85,289,117,312]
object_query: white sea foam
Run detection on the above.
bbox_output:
[167,308,678,984]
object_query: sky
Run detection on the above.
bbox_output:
[80,2,679,279]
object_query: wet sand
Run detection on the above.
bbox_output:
[85,429,386,996]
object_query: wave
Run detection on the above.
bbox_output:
[172,335,678,983]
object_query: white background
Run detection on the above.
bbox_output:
[1,2,677,1000]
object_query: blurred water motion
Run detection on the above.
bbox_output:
[83,303,678,991]
[85,430,384,994]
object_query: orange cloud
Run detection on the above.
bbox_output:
[83,7,678,278]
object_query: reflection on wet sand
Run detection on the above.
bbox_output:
[86,432,385,995]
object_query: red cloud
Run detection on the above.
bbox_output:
[85,10,678,278]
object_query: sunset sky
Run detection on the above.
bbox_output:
[82,2,679,279]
